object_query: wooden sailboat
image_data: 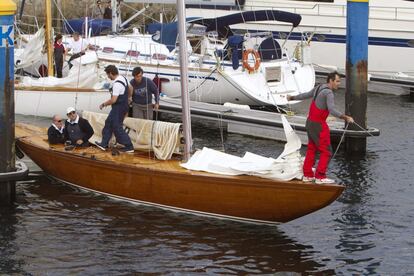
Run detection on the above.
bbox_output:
[15,124,344,224]
[15,0,344,224]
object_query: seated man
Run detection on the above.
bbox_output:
[47,114,65,144]
[64,107,94,147]
[67,32,89,69]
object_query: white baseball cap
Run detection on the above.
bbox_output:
[66,107,76,114]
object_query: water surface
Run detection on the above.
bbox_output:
[1,91,413,274]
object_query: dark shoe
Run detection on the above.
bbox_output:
[64,145,75,151]
[119,146,134,153]
[95,141,108,151]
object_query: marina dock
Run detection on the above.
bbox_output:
[159,97,380,144]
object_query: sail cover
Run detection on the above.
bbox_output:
[147,10,301,50]
[191,10,302,29]
[189,10,302,38]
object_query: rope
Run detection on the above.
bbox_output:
[217,112,226,152]
[329,121,413,166]
[331,122,349,159]
[352,121,414,165]
[52,0,75,33]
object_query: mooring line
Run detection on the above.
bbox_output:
[332,122,349,159]
[351,121,413,165]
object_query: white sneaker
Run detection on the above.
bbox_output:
[315,178,335,184]
[302,176,315,183]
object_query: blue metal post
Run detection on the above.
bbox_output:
[0,0,17,204]
[345,0,369,153]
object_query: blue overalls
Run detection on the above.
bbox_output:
[100,77,133,148]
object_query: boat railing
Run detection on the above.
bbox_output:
[16,15,40,33]
[234,3,414,22]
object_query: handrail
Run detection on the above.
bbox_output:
[225,2,414,22]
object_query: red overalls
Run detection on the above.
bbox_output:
[303,88,332,179]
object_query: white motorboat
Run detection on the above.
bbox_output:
[187,0,414,94]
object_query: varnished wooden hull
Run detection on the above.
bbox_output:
[16,125,344,224]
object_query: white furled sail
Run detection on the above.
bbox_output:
[181,115,304,181]
[83,111,182,160]
[19,52,99,89]
[15,27,46,70]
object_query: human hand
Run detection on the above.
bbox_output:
[346,116,354,124]
[99,103,105,110]
[286,95,293,101]
[154,103,159,110]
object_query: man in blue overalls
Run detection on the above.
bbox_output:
[96,65,134,153]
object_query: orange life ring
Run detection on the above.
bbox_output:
[242,49,261,73]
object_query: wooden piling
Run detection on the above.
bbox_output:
[0,0,17,205]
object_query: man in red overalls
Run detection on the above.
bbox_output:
[287,72,354,184]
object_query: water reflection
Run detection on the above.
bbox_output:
[7,92,414,274]
[2,173,335,275]
[331,151,381,274]
[0,205,23,273]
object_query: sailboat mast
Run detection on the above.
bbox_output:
[111,0,119,33]
[177,0,192,161]
[45,0,54,77]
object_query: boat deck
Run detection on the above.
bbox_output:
[159,97,380,143]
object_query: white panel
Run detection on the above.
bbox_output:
[124,0,235,5]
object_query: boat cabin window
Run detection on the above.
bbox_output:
[127,50,140,57]
[258,38,282,61]
[102,47,114,53]
[152,53,167,60]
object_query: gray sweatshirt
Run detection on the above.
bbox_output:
[292,84,343,118]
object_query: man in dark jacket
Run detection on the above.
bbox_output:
[130,66,160,120]
[64,107,94,147]
[47,114,65,144]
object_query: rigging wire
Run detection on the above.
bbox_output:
[52,0,75,33]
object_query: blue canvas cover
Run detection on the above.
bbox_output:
[64,18,112,36]
[147,17,200,52]
[191,10,301,38]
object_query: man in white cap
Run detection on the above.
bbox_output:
[63,107,94,147]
